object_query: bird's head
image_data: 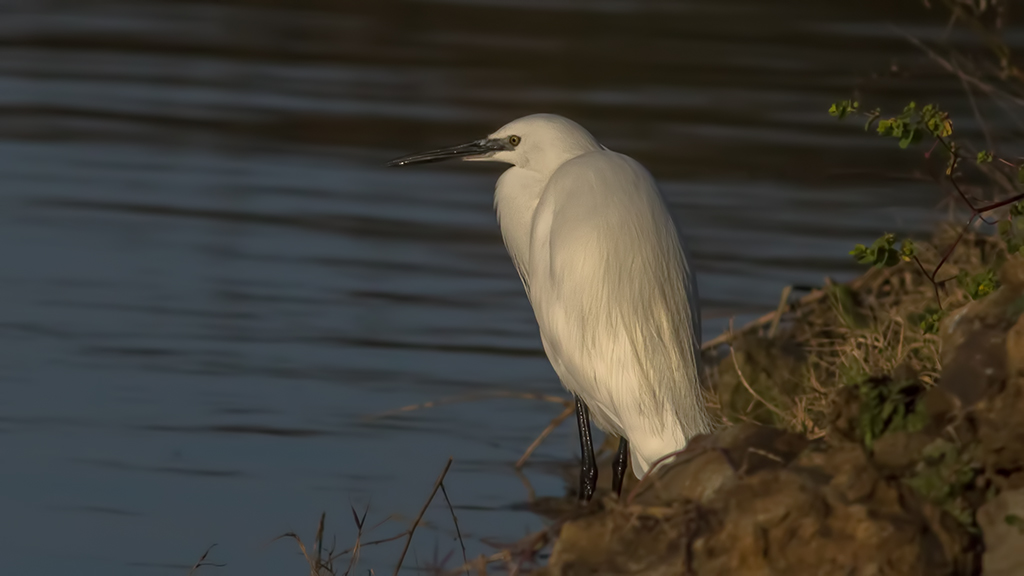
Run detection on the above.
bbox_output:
[387,114,602,176]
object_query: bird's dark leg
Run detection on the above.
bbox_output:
[611,437,629,498]
[574,395,598,503]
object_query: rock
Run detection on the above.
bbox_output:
[872,430,935,471]
[543,501,702,576]
[541,432,973,576]
[978,488,1024,576]
[922,387,961,431]
[973,378,1024,492]
[940,281,1024,407]
[1005,309,1024,377]
[632,449,736,506]
[631,424,807,507]
[999,257,1024,289]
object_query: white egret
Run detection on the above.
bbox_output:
[388,114,712,501]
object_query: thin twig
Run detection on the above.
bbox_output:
[954,58,994,151]
[838,124,1024,311]
[898,28,1024,107]
[394,457,454,576]
[314,512,326,575]
[439,482,469,576]
[767,285,792,338]
[331,531,408,561]
[729,344,788,421]
[273,533,307,563]
[747,447,784,463]
[343,505,369,576]
[186,544,224,575]
[514,468,537,503]
[515,404,574,469]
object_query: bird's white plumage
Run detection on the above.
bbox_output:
[487,114,713,475]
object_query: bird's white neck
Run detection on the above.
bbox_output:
[493,166,546,295]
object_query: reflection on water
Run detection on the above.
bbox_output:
[0,0,1015,573]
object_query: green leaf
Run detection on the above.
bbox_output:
[855,233,901,268]
[873,102,953,149]
[976,150,994,164]
[900,239,917,261]
[850,245,872,264]
[999,218,1024,252]
[829,100,859,120]
[856,378,927,449]
[1006,514,1024,534]
[878,118,903,138]
[899,127,919,149]
[918,309,945,335]
[880,400,896,422]
[999,218,1013,240]
[957,269,999,300]
[1000,216,1024,254]
[921,104,953,138]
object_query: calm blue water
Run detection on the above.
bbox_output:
[0,0,1012,573]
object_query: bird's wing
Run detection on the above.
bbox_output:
[509,251,531,302]
[527,151,707,441]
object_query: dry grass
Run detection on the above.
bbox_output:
[704,226,1004,438]
[185,544,224,575]
[271,512,338,576]
[252,458,467,576]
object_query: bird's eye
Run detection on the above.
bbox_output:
[508,135,521,146]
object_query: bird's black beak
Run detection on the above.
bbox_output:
[386,138,511,167]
